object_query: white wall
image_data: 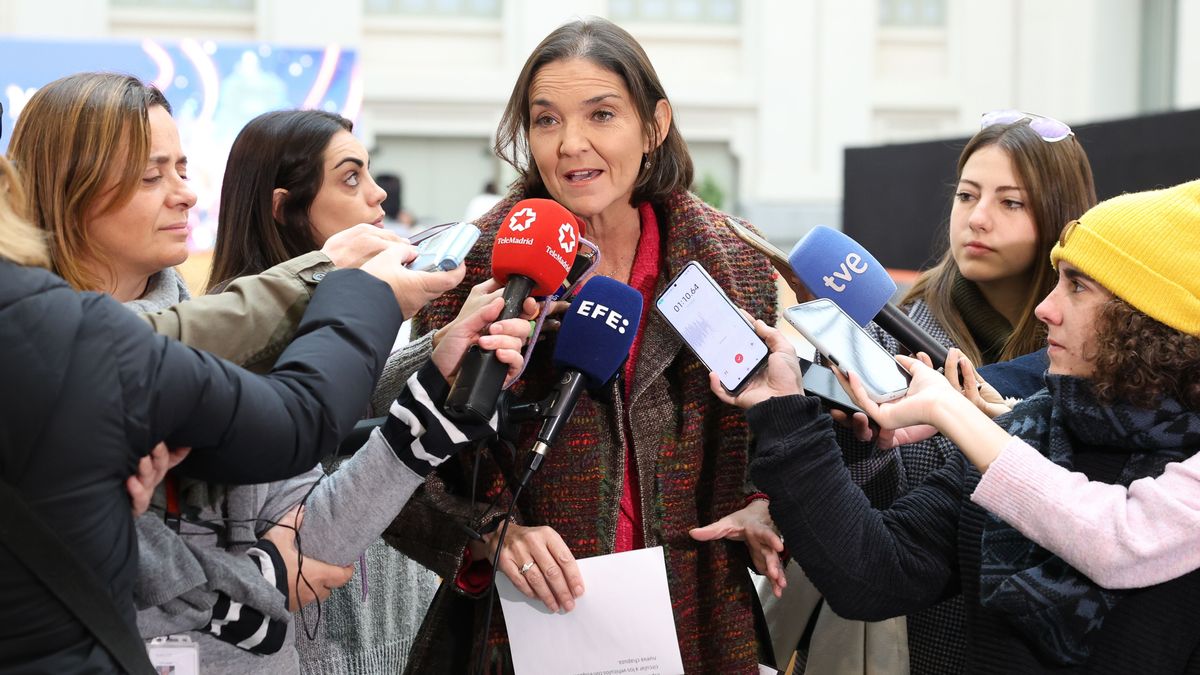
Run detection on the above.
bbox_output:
[1177,0,1200,108]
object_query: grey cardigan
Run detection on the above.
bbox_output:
[129,265,437,674]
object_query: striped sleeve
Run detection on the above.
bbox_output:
[381,360,499,477]
[205,540,289,655]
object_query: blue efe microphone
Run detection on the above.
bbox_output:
[788,225,950,369]
[521,277,642,486]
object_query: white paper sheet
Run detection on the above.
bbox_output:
[497,546,684,675]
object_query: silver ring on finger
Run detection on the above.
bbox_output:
[519,561,535,575]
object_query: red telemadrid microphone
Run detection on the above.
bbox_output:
[444,198,583,424]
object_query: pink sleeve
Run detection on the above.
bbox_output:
[971,437,1200,589]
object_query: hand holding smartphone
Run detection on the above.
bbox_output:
[783,299,910,403]
[406,222,480,272]
[798,357,864,415]
[655,261,769,394]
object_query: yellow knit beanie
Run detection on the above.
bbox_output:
[1050,178,1200,336]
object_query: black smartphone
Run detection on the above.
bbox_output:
[799,357,863,415]
[655,261,770,394]
[783,299,910,403]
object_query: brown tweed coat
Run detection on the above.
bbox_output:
[386,190,778,674]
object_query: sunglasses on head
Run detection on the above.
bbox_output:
[980,109,1073,142]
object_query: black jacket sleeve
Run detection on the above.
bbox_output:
[110,269,402,484]
[747,394,964,621]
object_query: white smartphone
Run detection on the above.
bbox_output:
[655,261,770,394]
[406,222,480,272]
[784,299,910,403]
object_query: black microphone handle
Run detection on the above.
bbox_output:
[444,275,537,424]
[520,369,588,490]
[535,370,587,449]
[874,303,949,369]
[497,274,536,321]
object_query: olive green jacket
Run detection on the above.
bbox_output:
[137,251,334,374]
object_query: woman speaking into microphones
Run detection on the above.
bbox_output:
[385,17,778,675]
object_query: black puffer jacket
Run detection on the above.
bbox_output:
[0,261,399,673]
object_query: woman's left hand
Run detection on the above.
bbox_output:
[127,442,191,517]
[837,353,957,431]
[944,349,1011,418]
[689,500,787,597]
[261,506,355,611]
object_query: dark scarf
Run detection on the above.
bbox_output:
[950,272,1012,364]
[979,375,1198,664]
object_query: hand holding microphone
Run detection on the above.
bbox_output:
[444,199,584,424]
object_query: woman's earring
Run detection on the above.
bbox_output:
[643,154,652,170]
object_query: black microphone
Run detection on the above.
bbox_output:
[519,277,642,488]
[444,199,583,424]
[788,226,949,369]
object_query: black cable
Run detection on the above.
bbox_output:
[159,472,329,640]
[291,475,327,640]
[472,478,525,675]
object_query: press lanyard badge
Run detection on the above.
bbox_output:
[147,634,200,675]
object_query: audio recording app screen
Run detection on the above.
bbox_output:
[657,263,768,390]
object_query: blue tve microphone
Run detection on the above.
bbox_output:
[788,226,950,369]
[521,277,642,486]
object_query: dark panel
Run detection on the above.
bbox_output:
[843,108,1200,271]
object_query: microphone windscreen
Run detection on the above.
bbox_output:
[492,198,584,295]
[787,225,898,326]
[553,277,643,388]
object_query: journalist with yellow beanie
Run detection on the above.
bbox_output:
[1050,178,1200,336]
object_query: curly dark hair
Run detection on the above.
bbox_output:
[1090,296,1200,409]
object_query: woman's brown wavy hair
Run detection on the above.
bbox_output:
[8,72,169,291]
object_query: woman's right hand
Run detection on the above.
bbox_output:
[468,523,584,613]
[944,349,1012,418]
[432,279,538,349]
[359,242,466,318]
[320,223,408,269]
[709,319,804,409]
[431,296,535,387]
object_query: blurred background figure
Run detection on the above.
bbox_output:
[462,179,501,221]
[377,172,416,237]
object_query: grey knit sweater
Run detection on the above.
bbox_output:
[129,270,440,674]
[294,330,441,675]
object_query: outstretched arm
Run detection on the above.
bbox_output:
[746,394,964,620]
[122,268,400,483]
[972,439,1200,589]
